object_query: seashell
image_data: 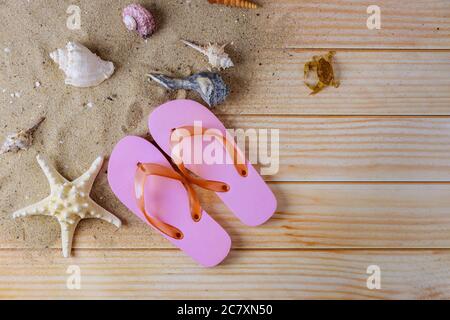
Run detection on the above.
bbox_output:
[207,0,259,9]
[181,40,234,70]
[148,72,230,108]
[122,4,157,39]
[50,42,115,88]
[0,117,45,155]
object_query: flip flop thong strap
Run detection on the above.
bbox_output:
[134,162,203,240]
[170,125,248,192]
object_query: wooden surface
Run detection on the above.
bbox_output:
[2,0,450,300]
[2,249,450,299]
[221,50,450,115]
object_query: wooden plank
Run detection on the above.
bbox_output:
[1,249,449,299]
[263,0,450,49]
[223,115,450,181]
[221,50,450,115]
[1,116,449,190]
[5,183,450,250]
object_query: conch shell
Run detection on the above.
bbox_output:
[50,42,115,88]
[207,0,259,9]
[122,3,157,39]
[181,40,234,70]
[0,117,45,155]
[148,72,230,108]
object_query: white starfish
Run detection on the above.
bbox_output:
[12,154,122,257]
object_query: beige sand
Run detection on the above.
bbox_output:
[0,0,281,251]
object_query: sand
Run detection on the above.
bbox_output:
[0,0,281,251]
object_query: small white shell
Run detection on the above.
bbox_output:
[50,42,115,88]
[0,117,45,155]
[181,40,234,70]
[0,130,33,154]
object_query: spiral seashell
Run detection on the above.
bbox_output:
[181,40,234,70]
[122,4,157,39]
[50,42,115,88]
[148,72,230,108]
[207,0,259,9]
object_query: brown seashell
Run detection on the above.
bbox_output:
[207,0,259,9]
[0,117,45,155]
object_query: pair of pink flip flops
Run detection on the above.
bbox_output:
[108,100,277,267]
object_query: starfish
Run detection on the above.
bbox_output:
[13,154,121,257]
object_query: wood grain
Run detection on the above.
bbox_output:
[263,0,450,49]
[2,0,449,300]
[222,115,450,181]
[3,117,449,187]
[1,249,449,299]
[5,183,450,250]
[222,50,450,115]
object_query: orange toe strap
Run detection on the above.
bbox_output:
[135,162,203,240]
[177,162,230,192]
[170,125,248,192]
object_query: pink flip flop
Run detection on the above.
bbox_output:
[108,136,231,267]
[149,99,277,227]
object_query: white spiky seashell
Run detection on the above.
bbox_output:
[50,42,115,88]
[181,40,234,70]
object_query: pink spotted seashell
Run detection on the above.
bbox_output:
[122,4,157,39]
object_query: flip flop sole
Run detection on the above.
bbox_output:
[149,100,277,226]
[108,136,231,267]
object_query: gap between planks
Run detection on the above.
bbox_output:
[224,115,450,118]
[280,48,450,52]
[3,247,450,251]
